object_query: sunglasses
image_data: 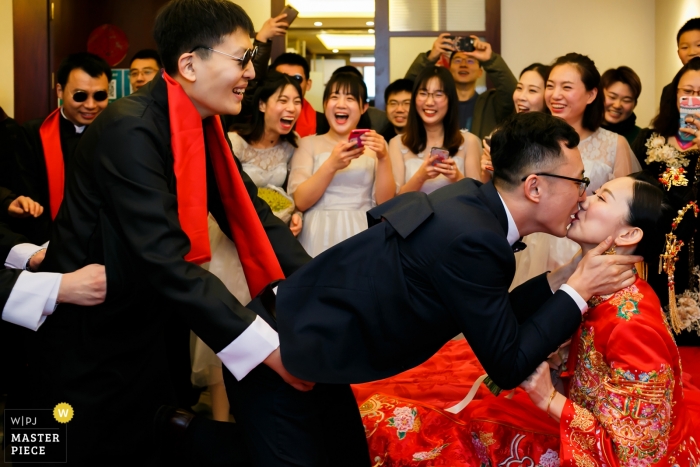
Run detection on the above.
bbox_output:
[71,90,109,103]
[189,45,258,69]
[290,74,304,82]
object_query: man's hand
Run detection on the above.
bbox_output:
[566,237,642,301]
[264,348,315,391]
[546,249,582,291]
[28,248,47,271]
[8,196,44,218]
[256,13,290,43]
[428,33,455,62]
[464,35,493,63]
[57,264,107,306]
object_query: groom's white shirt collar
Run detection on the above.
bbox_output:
[497,193,520,246]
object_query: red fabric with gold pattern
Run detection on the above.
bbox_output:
[354,279,700,466]
[38,108,64,220]
[163,71,284,297]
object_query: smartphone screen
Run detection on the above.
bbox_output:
[679,96,700,142]
[430,147,450,166]
[279,5,299,25]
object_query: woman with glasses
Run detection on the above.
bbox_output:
[389,66,481,194]
[190,72,304,422]
[512,53,641,289]
[287,72,397,257]
[630,57,700,345]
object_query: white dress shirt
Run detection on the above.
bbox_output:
[498,193,587,313]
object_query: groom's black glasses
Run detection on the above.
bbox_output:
[521,173,590,197]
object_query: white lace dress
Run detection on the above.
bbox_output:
[511,127,642,289]
[389,130,477,194]
[288,134,382,257]
[190,133,295,387]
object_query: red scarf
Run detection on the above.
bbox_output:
[38,108,64,220]
[163,72,284,297]
[295,98,317,137]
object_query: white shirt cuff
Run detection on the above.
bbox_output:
[2,271,62,331]
[559,283,588,314]
[5,243,45,270]
[217,315,280,380]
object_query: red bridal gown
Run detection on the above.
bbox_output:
[353,278,700,466]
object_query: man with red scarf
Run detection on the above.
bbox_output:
[12,53,111,247]
[25,1,368,465]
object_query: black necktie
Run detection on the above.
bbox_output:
[512,238,527,253]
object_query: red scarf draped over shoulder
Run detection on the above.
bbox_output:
[163,72,284,298]
[39,108,64,220]
[295,98,317,137]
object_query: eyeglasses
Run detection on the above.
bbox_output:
[416,90,447,102]
[289,74,304,82]
[452,58,478,66]
[387,100,411,108]
[678,88,700,97]
[189,45,258,69]
[71,90,108,103]
[521,172,590,196]
[129,68,158,79]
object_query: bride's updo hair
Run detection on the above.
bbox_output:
[626,172,669,264]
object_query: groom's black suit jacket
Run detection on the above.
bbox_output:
[31,75,310,460]
[277,179,583,389]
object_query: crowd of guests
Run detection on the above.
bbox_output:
[2,0,700,465]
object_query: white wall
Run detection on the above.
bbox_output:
[655,0,700,107]
[501,0,656,127]
[0,0,14,117]
[233,0,272,35]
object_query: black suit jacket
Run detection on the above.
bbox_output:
[11,112,84,244]
[33,74,310,458]
[277,180,582,389]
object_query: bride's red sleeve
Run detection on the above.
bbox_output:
[559,319,675,467]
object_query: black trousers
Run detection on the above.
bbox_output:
[223,364,370,467]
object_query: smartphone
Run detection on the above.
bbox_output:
[349,129,371,148]
[279,5,299,26]
[679,96,700,143]
[430,147,450,166]
[452,36,475,53]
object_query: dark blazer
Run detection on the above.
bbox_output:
[11,112,84,244]
[32,74,311,460]
[277,180,582,389]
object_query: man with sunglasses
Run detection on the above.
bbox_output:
[12,52,111,246]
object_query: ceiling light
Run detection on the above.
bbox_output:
[287,0,374,18]
[314,21,323,26]
[366,21,374,26]
[317,34,376,50]
[368,29,375,33]
[349,56,375,63]
[332,49,339,53]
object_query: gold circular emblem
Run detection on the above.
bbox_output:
[53,402,74,423]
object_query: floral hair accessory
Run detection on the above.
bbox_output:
[660,201,700,333]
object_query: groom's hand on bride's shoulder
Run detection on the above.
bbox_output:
[566,236,643,302]
[264,347,316,392]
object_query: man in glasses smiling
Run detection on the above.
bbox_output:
[12,52,110,245]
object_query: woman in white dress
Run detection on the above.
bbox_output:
[288,72,397,257]
[511,53,641,288]
[191,72,303,421]
[389,66,481,194]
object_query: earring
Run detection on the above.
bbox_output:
[603,244,616,255]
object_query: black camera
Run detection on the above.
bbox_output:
[450,36,475,53]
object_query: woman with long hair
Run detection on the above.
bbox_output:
[389,66,481,194]
[288,72,396,257]
[631,56,700,345]
[512,53,641,289]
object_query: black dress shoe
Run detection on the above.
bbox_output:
[153,405,195,464]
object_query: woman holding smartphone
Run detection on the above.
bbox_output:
[288,72,396,257]
[481,63,551,181]
[511,53,640,289]
[389,66,481,194]
[630,57,700,345]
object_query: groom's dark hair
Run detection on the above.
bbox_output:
[490,112,579,189]
[153,0,255,75]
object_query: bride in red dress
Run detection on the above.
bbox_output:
[354,175,700,466]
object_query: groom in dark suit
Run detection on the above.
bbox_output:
[225,112,642,465]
